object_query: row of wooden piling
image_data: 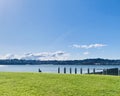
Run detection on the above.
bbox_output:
[38,67,120,75]
[58,67,96,74]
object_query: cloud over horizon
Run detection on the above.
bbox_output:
[73,44,107,49]
[0,51,70,60]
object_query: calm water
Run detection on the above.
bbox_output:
[0,65,120,74]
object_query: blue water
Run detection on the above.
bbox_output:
[0,65,120,74]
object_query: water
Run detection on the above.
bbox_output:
[0,65,120,74]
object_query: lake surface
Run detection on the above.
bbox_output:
[0,65,120,74]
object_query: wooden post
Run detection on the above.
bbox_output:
[80,68,82,74]
[103,69,105,75]
[103,69,107,75]
[93,68,95,74]
[75,68,77,74]
[70,68,72,74]
[119,70,120,76]
[88,68,90,74]
[64,67,66,74]
[118,68,120,76]
[58,67,60,73]
[106,69,108,75]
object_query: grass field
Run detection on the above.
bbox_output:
[0,72,120,96]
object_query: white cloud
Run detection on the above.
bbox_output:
[83,52,89,55]
[73,44,107,49]
[0,54,15,59]
[0,51,70,60]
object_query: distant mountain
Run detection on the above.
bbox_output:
[0,58,120,65]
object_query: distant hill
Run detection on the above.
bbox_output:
[0,58,120,65]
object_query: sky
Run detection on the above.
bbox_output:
[0,0,120,60]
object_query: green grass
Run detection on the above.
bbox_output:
[0,72,120,96]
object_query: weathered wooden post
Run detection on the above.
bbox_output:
[106,69,108,75]
[88,68,90,74]
[93,68,95,74]
[119,69,120,76]
[118,68,120,76]
[80,68,82,74]
[58,67,60,74]
[75,68,77,74]
[70,68,72,74]
[103,69,105,75]
[103,69,107,75]
[64,67,66,74]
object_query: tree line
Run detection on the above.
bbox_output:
[0,58,120,65]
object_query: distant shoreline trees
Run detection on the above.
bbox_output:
[0,58,120,65]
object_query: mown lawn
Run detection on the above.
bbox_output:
[0,72,120,96]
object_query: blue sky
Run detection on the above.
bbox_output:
[0,0,120,60]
